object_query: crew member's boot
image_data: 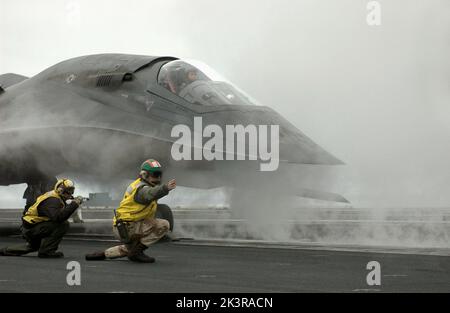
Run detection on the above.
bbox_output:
[85,251,106,261]
[38,251,64,258]
[127,243,155,263]
[0,243,37,256]
[0,248,22,256]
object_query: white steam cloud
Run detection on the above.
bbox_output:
[1,0,449,247]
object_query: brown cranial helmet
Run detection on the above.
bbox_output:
[54,179,75,197]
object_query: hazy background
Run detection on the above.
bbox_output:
[0,0,449,209]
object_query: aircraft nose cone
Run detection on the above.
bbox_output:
[201,106,343,165]
[264,107,343,165]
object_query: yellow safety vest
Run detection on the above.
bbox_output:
[113,178,157,225]
[22,190,64,224]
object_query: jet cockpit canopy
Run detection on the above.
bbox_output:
[158,59,259,106]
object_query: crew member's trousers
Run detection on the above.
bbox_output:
[4,221,69,255]
[104,218,169,259]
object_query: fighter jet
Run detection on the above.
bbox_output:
[0,54,348,224]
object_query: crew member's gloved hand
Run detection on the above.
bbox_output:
[166,179,177,191]
[73,196,84,205]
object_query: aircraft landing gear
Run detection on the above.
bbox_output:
[155,203,175,242]
[22,176,57,214]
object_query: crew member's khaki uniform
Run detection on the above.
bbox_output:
[104,178,170,259]
[105,218,169,258]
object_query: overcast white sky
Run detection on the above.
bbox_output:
[0,0,449,208]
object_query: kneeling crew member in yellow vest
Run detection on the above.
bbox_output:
[0,179,83,258]
[85,159,176,263]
